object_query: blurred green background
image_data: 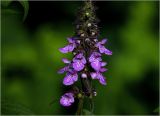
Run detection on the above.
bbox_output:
[1,1,159,115]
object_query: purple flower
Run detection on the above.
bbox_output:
[89,52,102,62]
[90,60,101,71]
[58,58,71,74]
[60,92,74,107]
[90,71,107,85]
[59,38,76,53]
[90,65,107,85]
[96,39,112,55]
[63,70,78,85]
[89,52,102,71]
[58,65,70,74]
[72,53,86,71]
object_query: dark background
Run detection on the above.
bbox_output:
[1,1,159,115]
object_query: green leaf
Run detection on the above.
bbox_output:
[1,1,12,7]
[1,0,29,21]
[17,0,29,21]
[82,109,93,115]
[153,107,159,113]
[1,99,34,115]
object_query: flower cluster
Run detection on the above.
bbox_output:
[58,1,112,107]
[58,37,112,106]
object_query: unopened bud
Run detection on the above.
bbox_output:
[92,32,95,36]
[80,33,85,37]
[86,12,89,16]
[94,39,98,42]
[87,23,91,27]
[93,91,97,96]
[85,38,90,42]
[81,73,87,78]
[78,93,82,98]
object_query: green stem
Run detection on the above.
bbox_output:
[76,98,84,115]
[89,97,94,114]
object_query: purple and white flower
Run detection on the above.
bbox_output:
[59,38,77,53]
[90,61,108,85]
[72,53,86,71]
[58,58,71,74]
[60,92,74,107]
[90,71,107,85]
[96,39,112,55]
[63,69,78,85]
[89,52,102,71]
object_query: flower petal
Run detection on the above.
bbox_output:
[100,68,107,72]
[58,66,69,74]
[100,39,107,44]
[60,92,74,107]
[104,48,112,55]
[59,44,75,53]
[99,75,107,85]
[65,93,74,103]
[60,96,71,106]
[72,73,78,82]
[90,72,97,79]
[67,37,75,43]
[62,58,71,64]
[63,74,74,85]
[72,61,84,71]
[75,53,83,59]
[96,73,106,85]
[81,57,86,64]
[98,45,112,55]
[101,62,107,66]
[91,60,101,71]
[99,45,106,53]
[89,52,102,62]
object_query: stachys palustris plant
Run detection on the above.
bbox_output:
[58,0,112,114]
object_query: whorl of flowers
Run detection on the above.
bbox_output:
[58,1,112,108]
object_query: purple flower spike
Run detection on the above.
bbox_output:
[63,70,78,85]
[73,53,86,71]
[60,92,74,107]
[59,37,76,53]
[58,1,112,108]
